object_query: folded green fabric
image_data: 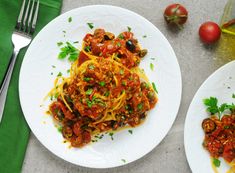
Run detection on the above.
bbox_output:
[0,0,62,172]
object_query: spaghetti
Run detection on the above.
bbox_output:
[48,29,158,147]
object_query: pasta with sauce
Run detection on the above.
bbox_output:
[48,29,158,147]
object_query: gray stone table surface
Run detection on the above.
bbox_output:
[22,0,232,173]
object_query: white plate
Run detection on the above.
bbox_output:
[184,61,235,173]
[19,5,182,168]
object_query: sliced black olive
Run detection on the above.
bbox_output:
[126,40,136,52]
[139,49,148,57]
[202,118,216,133]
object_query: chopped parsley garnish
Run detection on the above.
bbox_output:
[104,91,110,97]
[57,126,62,133]
[109,132,114,140]
[57,72,62,77]
[62,30,66,33]
[120,69,124,75]
[73,41,79,44]
[84,46,91,52]
[152,82,158,93]
[54,92,59,99]
[68,17,72,23]
[50,72,53,75]
[83,77,91,82]
[67,69,70,73]
[203,96,235,120]
[137,103,143,110]
[150,63,154,71]
[52,65,56,68]
[128,130,133,134]
[95,134,104,139]
[87,22,94,29]
[58,42,79,62]
[122,81,126,86]
[116,42,121,47]
[212,158,220,167]
[127,26,131,32]
[143,35,147,38]
[99,81,106,87]
[87,100,93,108]
[57,42,63,46]
[233,93,235,98]
[121,159,126,163]
[85,88,93,95]
[88,64,95,70]
[118,34,124,39]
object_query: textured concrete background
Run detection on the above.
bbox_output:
[22,0,231,172]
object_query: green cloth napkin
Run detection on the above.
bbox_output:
[0,0,62,172]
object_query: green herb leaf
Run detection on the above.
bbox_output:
[213,158,220,167]
[89,64,95,70]
[68,17,72,23]
[84,46,91,52]
[57,126,63,133]
[87,22,94,29]
[127,26,131,32]
[118,33,124,39]
[109,132,114,140]
[52,65,56,68]
[116,42,121,47]
[152,82,158,93]
[87,100,93,108]
[137,103,143,110]
[104,91,110,97]
[57,42,63,46]
[203,97,219,115]
[73,41,79,44]
[121,159,126,163]
[67,69,70,73]
[150,63,154,71]
[232,93,235,98]
[120,69,124,75]
[84,77,91,82]
[58,42,79,61]
[85,88,93,95]
[58,51,67,59]
[143,35,147,38]
[68,52,79,62]
[99,81,106,87]
[128,130,133,134]
[54,92,59,99]
[57,72,62,77]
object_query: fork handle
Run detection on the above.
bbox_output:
[0,49,19,122]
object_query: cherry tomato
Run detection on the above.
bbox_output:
[164,4,188,27]
[199,21,221,44]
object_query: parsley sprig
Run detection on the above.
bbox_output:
[203,96,235,120]
[58,42,79,62]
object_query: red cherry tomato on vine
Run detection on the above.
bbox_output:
[199,21,221,44]
[164,4,188,27]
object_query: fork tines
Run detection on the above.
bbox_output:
[16,0,39,35]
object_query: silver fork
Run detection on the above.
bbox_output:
[0,0,40,122]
